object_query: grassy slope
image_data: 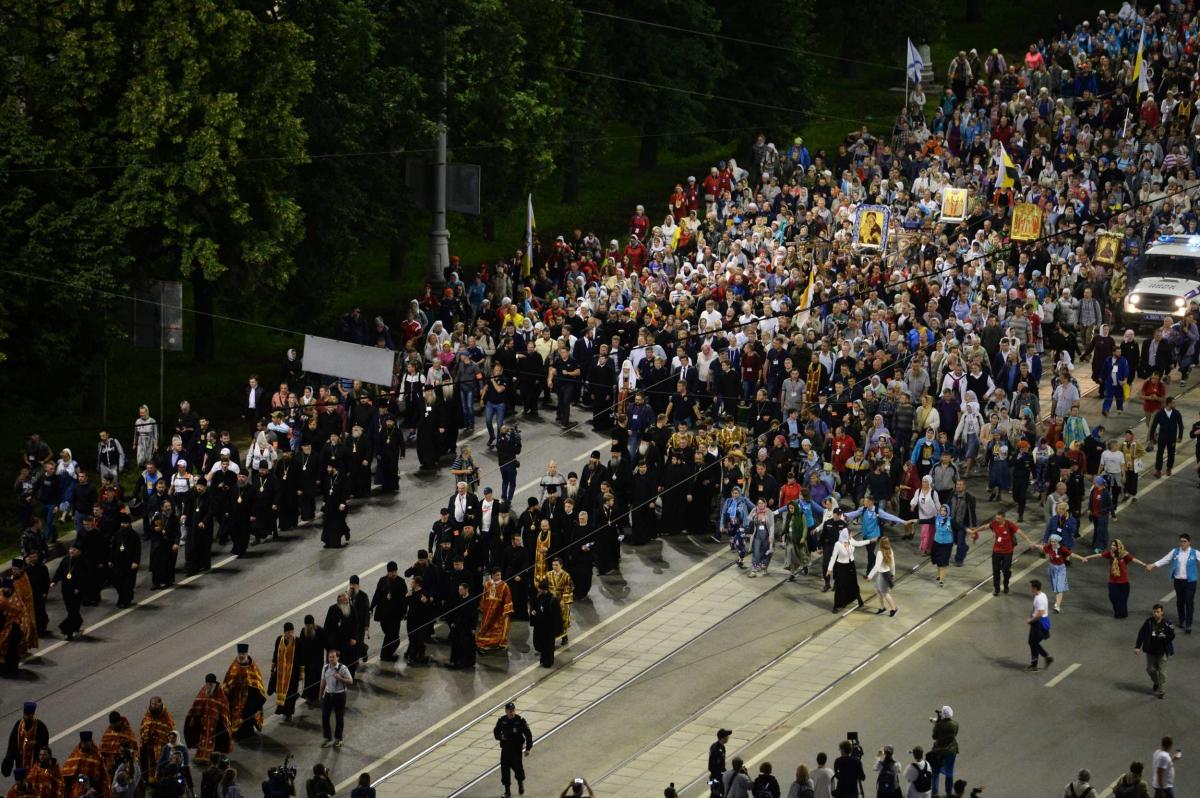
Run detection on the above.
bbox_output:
[0,1,1104,554]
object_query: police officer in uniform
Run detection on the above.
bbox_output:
[492,701,533,797]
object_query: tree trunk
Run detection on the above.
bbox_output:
[562,141,581,204]
[388,237,407,279]
[638,122,660,171]
[965,0,983,22]
[192,267,215,365]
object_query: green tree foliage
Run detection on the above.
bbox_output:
[110,0,312,362]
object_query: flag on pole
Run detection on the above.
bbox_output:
[994,143,1018,189]
[1132,25,1149,99]
[523,193,535,277]
[906,38,925,85]
[796,265,817,326]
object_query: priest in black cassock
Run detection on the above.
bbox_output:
[500,531,532,621]
[321,463,349,549]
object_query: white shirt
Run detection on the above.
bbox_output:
[248,388,258,409]
[1152,749,1174,789]
[454,493,469,522]
[904,760,932,797]
[321,662,352,694]
[480,499,494,532]
[1152,545,1195,580]
[811,767,834,798]
[1031,592,1049,618]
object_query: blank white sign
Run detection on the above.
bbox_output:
[303,334,396,387]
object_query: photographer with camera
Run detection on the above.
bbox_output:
[558,776,594,798]
[261,756,296,798]
[156,749,194,798]
[928,707,959,796]
[305,764,334,798]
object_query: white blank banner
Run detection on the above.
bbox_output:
[303,334,395,386]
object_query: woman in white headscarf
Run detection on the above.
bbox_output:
[909,475,940,554]
[826,524,869,612]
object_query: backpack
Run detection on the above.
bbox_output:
[792,784,814,798]
[1112,778,1138,798]
[877,760,900,795]
[912,761,933,793]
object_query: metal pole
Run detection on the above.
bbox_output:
[427,15,449,289]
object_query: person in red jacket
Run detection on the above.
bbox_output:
[622,236,648,273]
[629,205,650,240]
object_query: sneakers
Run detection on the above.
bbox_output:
[993,589,1000,596]
[1044,656,1055,667]
[1024,663,1039,672]
[320,739,332,748]
[334,739,343,748]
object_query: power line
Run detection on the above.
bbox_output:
[577,7,905,73]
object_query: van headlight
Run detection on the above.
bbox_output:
[1128,294,1140,305]
[1176,297,1186,308]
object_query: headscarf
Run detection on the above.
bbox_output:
[940,705,954,719]
[838,528,851,544]
[1110,539,1128,578]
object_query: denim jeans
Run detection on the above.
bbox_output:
[500,462,518,503]
[933,752,956,795]
[485,401,506,441]
[321,691,346,740]
[42,505,57,543]
[459,387,476,426]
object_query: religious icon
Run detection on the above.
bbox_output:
[1010,203,1042,241]
[1094,231,1121,265]
[940,188,969,223]
[853,205,891,251]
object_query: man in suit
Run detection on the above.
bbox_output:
[1141,328,1175,379]
[1149,395,1185,477]
[448,481,481,531]
[243,376,267,431]
[673,351,701,394]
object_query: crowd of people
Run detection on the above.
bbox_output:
[5,2,1200,796]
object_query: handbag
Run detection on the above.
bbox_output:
[883,571,895,588]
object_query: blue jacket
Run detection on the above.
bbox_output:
[1101,355,1130,390]
[934,516,955,545]
[1161,547,1199,582]
[1043,514,1078,548]
[720,496,754,532]
[845,506,905,541]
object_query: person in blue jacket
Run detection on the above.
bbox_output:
[1147,533,1199,633]
[1100,350,1131,415]
[1042,501,1079,549]
[845,497,913,577]
[719,486,754,569]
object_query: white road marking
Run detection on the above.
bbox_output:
[26,555,239,662]
[1043,662,1081,687]
[684,456,1195,796]
[1160,591,1178,603]
[342,549,726,792]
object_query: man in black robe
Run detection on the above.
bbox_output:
[347,426,374,499]
[374,417,402,493]
[322,593,362,675]
[630,461,658,544]
[250,463,278,544]
[22,552,50,636]
[321,464,349,549]
[590,350,617,431]
[273,450,299,531]
[446,583,478,669]
[108,514,140,609]
[229,474,253,556]
[404,576,434,665]
[296,443,320,522]
[50,544,87,640]
[567,511,594,600]
[297,614,326,706]
[529,580,560,668]
[187,479,213,573]
[593,495,622,575]
[579,452,609,513]
[369,562,407,661]
[207,455,238,545]
[501,532,532,621]
[347,576,371,668]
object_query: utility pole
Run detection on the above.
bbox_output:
[427,12,449,289]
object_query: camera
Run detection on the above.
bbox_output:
[847,732,864,759]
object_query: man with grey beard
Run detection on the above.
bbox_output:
[322,592,363,676]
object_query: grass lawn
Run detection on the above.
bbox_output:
[0,0,1103,555]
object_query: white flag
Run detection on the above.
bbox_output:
[906,38,925,84]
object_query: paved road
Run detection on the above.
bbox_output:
[3,413,716,786]
[9,377,1199,798]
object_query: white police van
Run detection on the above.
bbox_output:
[1123,235,1200,325]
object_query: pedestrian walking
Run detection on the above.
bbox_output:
[1146,533,1198,633]
[1024,579,1054,671]
[1134,603,1175,699]
[826,528,868,613]
[708,729,730,797]
[867,536,898,617]
[1063,769,1096,798]
[318,650,352,748]
[492,702,532,798]
[1148,397,1184,477]
[1152,737,1181,798]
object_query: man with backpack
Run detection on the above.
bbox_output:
[1063,768,1097,798]
[904,747,933,798]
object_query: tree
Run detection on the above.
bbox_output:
[110,0,312,363]
[581,0,728,171]
[0,0,130,394]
